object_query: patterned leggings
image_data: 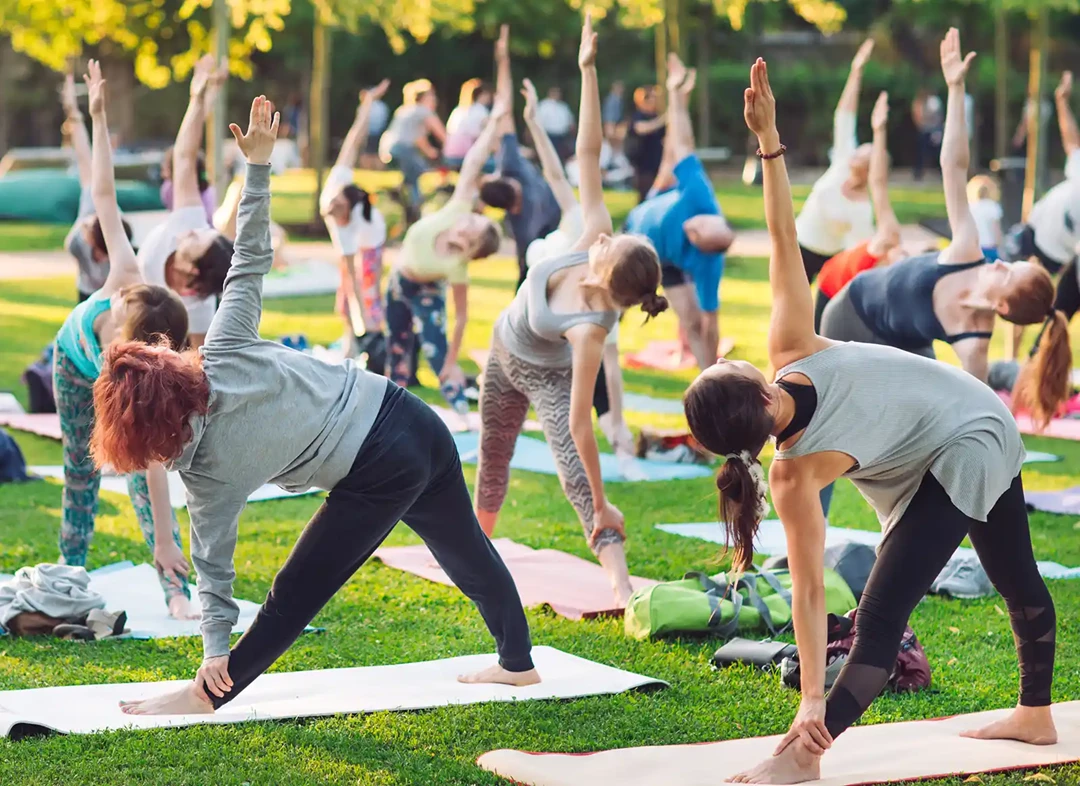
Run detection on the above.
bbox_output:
[475,337,623,556]
[336,246,385,330]
[54,348,189,602]
[386,271,468,414]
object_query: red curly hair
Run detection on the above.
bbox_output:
[91,341,210,474]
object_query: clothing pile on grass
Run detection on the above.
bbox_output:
[0,565,127,640]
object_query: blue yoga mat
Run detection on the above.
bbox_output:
[621,393,685,416]
[452,432,711,482]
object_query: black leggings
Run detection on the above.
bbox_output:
[813,290,831,334]
[207,384,534,708]
[593,360,610,418]
[824,472,1055,738]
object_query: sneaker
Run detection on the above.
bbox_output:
[931,554,994,599]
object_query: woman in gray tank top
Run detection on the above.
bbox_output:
[684,47,1056,785]
[475,16,669,608]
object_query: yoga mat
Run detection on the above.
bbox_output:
[655,520,1080,580]
[0,392,24,415]
[624,337,735,373]
[262,260,340,299]
[29,466,318,509]
[451,432,712,482]
[0,413,61,441]
[0,646,666,739]
[1024,450,1063,463]
[431,406,541,434]
[997,391,1080,441]
[478,701,1080,786]
[1025,486,1080,517]
[373,538,658,620]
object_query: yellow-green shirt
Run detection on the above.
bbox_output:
[400,200,472,285]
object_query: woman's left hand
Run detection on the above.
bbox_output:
[774,696,833,757]
[439,363,466,387]
[229,95,280,166]
[195,656,233,699]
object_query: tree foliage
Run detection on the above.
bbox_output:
[576,0,847,34]
[314,0,478,54]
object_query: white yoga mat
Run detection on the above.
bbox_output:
[262,260,340,298]
[0,646,665,738]
[29,466,318,509]
[478,701,1080,786]
[656,520,1080,580]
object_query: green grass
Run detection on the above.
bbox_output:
[1,189,1080,785]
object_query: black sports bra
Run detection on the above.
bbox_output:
[775,377,818,445]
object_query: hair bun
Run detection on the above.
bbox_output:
[641,291,669,320]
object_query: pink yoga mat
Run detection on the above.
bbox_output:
[625,337,735,372]
[373,538,656,620]
[996,391,1080,440]
[0,412,62,441]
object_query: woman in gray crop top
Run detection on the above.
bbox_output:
[819,45,1071,433]
[90,97,538,717]
[475,17,669,609]
[684,49,1056,785]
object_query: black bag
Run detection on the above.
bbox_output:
[0,428,31,484]
[823,543,876,603]
[712,638,796,670]
[22,345,55,414]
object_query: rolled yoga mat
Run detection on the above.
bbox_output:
[477,701,1080,786]
[0,646,666,739]
[374,538,657,620]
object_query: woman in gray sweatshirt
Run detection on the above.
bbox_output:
[89,96,538,716]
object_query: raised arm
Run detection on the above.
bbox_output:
[866,91,900,256]
[83,61,139,297]
[453,98,509,202]
[494,25,515,137]
[572,14,613,247]
[62,73,92,187]
[746,60,824,367]
[837,39,873,116]
[521,78,577,212]
[1055,72,1079,156]
[204,96,280,349]
[665,55,696,164]
[336,80,390,170]
[173,56,218,210]
[937,28,983,265]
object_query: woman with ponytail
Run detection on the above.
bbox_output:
[475,15,667,607]
[685,40,1056,784]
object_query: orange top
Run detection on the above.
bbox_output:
[818,242,879,299]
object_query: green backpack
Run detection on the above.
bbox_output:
[624,566,857,641]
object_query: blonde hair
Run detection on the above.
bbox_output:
[458,78,482,108]
[403,79,433,106]
[967,174,1000,204]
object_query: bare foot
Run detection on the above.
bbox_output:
[960,705,1058,745]
[729,741,821,784]
[458,664,542,687]
[168,595,201,621]
[614,581,635,609]
[120,682,214,716]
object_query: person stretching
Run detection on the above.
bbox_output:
[813,91,904,332]
[684,49,1056,785]
[386,101,505,417]
[819,44,1071,431]
[795,39,876,283]
[624,54,734,371]
[520,76,641,477]
[55,61,196,621]
[319,81,391,371]
[60,73,134,304]
[97,96,538,716]
[479,25,563,290]
[137,55,233,349]
[476,16,668,607]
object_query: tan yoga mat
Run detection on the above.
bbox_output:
[373,538,657,620]
[0,412,62,441]
[625,337,735,372]
[479,702,1080,785]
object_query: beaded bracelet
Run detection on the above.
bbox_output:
[756,144,787,160]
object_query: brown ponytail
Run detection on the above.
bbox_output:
[1014,310,1072,431]
[716,453,769,571]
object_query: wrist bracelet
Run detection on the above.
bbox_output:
[756,144,787,160]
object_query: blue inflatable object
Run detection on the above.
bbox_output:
[0,171,163,224]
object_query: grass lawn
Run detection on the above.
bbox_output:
[2,185,1080,785]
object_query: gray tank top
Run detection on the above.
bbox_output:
[496,250,619,366]
[775,342,1024,537]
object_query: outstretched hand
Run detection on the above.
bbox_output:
[521,78,539,121]
[666,53,688,92]
[83,60,107,119]
[871,91,889,132]
[229,96,280,166]
[578,13,598,69]
[940,27,976,88]
[743,58,777,139]
[496,24,510,62]
[851,38,875,71]
[190,54,216,99]
[363,78,391,104]
[680,68,697,96]
[1057,71,1073,102]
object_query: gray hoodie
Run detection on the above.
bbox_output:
[170,163,388,658]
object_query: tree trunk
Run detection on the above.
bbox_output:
[696,12,710,148]
[0,38,11,158]
[1022,6,1049,221]
[100,56,135,150]
[655,21,667,111]
[994,2,1008,161]
[311,16,332,228]
[207,0,230,200]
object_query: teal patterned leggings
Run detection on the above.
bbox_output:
[54,348,190,602]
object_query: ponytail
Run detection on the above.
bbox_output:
[716,450,770,571]
[1014,309,1072,431]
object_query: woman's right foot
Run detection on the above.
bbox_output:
[729,741,821,784]
[120,682,215,716]
[458,664,541,686]
[168,595,201,621]
[960,705,1057,745]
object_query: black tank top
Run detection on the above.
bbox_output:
[775,378,817,445]
[847,252,994,348]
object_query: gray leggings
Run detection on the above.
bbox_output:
[819,286,936,359]
[475,337,623,555]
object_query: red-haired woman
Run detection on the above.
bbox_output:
[98,96,537,716]
[54,61,196,620]
[683,41,1055,784]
